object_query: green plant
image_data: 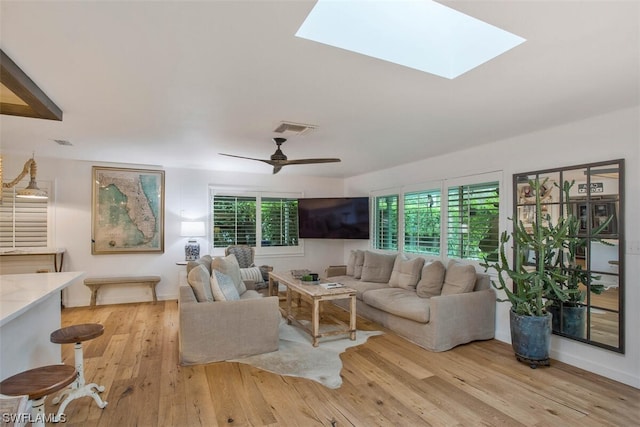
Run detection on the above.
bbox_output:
[481,178,571,316]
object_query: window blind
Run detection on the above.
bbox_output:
[373,195,398,250]
[211,195,257,248]
[447,181,499,260]
[261,197,299,247]
[0,186,49,248]
[404,189,441,254]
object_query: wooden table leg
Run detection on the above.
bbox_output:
[312,298,320,347]
[286,287,292,325]
[349,295,357,341]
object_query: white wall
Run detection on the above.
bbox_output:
[344,106,640,388]
[0,157,347,306]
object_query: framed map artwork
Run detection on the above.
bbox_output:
[92,166,165,254]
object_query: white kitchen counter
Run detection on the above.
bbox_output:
[0,272,84,380]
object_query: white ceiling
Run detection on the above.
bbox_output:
[0,1,638,178]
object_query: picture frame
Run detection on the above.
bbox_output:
[92,166,165,254]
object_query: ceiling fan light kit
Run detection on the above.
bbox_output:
[220,138,340,175]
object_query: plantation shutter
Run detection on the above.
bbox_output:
[212,195,257,248]
[447,181,499,260]
[261,197,298,247]
[0,186,49,248]
[373,195,398,250]
[404,190,441,254]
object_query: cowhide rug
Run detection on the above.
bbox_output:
[230,318,383,389]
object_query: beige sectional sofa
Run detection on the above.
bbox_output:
[179,254,280,365]
[326,250,496,352]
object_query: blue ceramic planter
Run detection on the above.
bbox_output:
[510,310,552,367]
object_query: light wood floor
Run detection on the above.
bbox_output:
[50,300,639,427]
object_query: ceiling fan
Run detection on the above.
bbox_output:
[219,137,341,174]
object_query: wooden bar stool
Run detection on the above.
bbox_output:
[49,323,108,419]
[0,364,77,426]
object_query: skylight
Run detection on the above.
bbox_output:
[295,0,526,79]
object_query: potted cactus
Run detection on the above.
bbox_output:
[482,177,571,368]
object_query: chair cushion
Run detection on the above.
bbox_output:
[240,266,264,283]
[416,260,446,298]
[363,288,431,323]
[441,260,476,296]
[210,270,240,301]
[212,254,246,295]
[187,264,214,302]
[360,251,396,283]
[389,254,425,290]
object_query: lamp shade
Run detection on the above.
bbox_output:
[180,221,206,237]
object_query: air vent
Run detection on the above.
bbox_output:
[273,121,317,136]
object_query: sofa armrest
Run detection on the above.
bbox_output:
[325,265,347,277]
[178,286,280,365]
[428,288,496,351]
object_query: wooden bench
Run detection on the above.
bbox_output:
[84,276,161,306]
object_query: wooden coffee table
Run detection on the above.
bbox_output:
[268,271,357,347]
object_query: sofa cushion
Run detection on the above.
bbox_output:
[441,260,476,296]
[212,254,246,295]
[210,270,241,301]
[346,250,357,276]
[336,277,389,300]
[187,264,214,302]
[361,251,396,283]
[351,250,365,278]
[186,255,212,276]
[363,288,431,323]
[416,260,446,298]
[389,254,425,290]
[240,266,264,284]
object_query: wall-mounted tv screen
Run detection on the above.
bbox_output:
[298,197,370,239]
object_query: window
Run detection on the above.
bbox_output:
[373,194,398,250]
[0,185,49,248]
[261,197,298,247]
[210,189,301,253]
[447,181,499,260]
[211,195,256,248]
[404,189,441,254]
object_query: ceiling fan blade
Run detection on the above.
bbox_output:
[272,165,283,174]
[282,158,341,165]
[219,153,276,166]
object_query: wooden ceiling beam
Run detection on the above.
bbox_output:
[0,49,62,121]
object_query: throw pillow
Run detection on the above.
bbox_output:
[416,260,446,298]
[187,264,214,302]
[360,251,397,283]
[210,270,241,301]
[212,254,246,295]
[186,255,212,276]
[441,260,477,296]
[389,254,425,290]
[240,266,264,283]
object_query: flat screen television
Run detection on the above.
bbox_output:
[298,197,370,239]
